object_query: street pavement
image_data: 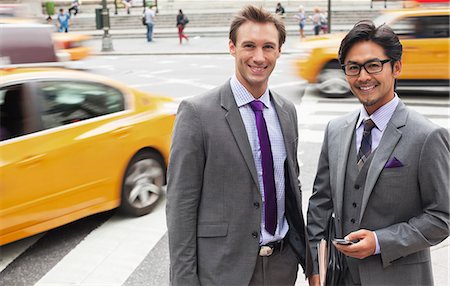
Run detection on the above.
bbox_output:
[88,32,302,56]
[84,35,450,285]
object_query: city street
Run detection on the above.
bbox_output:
[1,53,448,286]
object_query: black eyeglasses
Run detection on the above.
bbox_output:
[341,59,392,76]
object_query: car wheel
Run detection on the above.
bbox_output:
[317,62,351,97]
[120,151,166,216]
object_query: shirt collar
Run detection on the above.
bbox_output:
[356,93,400,131]
[230,75,270,108]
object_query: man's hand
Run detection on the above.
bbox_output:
[333,229,376,259]
[308,274,320,286]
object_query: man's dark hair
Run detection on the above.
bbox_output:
[229,5,286,48]
[338,20,402,69]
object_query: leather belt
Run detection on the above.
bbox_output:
[259,238,286,257]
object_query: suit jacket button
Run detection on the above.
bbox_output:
[253,202,260,209]
[354,184,360,190]
[252,231,258,239]
[351,218,356,224]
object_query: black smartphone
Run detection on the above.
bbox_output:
[333,238,358,245]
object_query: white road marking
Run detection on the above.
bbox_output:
[35,199,167,286]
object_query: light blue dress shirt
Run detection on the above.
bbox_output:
[230,75,289,245]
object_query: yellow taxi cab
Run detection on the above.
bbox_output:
[52,32,92,61]
[294,6,449,96]
[0,66,177,246]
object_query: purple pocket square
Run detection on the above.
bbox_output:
[384,157,404,168]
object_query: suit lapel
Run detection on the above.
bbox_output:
[336,112,359,223]
[221,82,259,186]
[359,101,408,221]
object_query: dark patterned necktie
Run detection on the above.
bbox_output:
[249,100,277,235]
[357,119,376,170]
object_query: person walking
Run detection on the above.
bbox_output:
[294,5,306,38]
[307,20,449,286]
[57,8,70,33]
[143,5,156,42]
[68,0,80,16]
[176,9,189,44]
[122,0,132,15]
[167,5,312,286]
[310,8,321,36]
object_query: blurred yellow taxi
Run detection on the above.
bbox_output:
[0,67,176,246]
[294,7,449,96]
[52,32,92,61]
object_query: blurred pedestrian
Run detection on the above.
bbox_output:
[123,0,132,15]
[57,8,70,33]
[320,10,328,34]
[144,5,156,42]
[275,2,285,18]
[167,5,312,286]
[310,8,321,36]
[294,5,306,38]
[176,9,189,44]
[68,0,80,16]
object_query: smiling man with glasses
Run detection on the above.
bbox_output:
[307,20,449,286]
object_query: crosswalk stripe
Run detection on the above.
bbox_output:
[35,198,167,286]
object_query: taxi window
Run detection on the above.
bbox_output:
[392,15,449,39]
[37,81,125,129]
[0,84,28,140]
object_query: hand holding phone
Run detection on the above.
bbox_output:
[333,238,359,245]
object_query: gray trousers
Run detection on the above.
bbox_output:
[249,243,299,286]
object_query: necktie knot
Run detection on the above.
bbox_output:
[250,100,265,112]
[363,119,376,133]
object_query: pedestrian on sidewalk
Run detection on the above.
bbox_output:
[57,8,70,33]
[176,9,189,44]
[309,7,321,36]
[293,5,306,38]
[307,20,450,286]
[143,5,156,42]
[123,0,132,15]
[68,0,80,16]
[275,2,285,18]
[167,5,312,286]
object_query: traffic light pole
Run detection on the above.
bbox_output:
[101,0,114,52]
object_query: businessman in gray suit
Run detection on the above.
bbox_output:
[307,20,449,286]
[167,5,311,286]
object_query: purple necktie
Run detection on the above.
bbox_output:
[249,100,277,235]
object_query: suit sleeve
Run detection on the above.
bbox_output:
[376,127,450,268]
[307,122,334,275]
[166,100,204,286]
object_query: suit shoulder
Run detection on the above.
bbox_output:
[181,83,224,110]
[327,110,359,130]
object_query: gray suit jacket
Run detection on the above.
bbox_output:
[307,100,450,285]
[167,81,312,285]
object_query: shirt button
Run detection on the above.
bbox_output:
[351,218,356,224]
[352,202,357,208]
[252,231,259,239]
[354,184,360,190]
[253,202,260,209]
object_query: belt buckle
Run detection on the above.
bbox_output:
[259,245,273,257]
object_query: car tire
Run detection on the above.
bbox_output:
[120,150,166,217]
[317,62,351,97]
